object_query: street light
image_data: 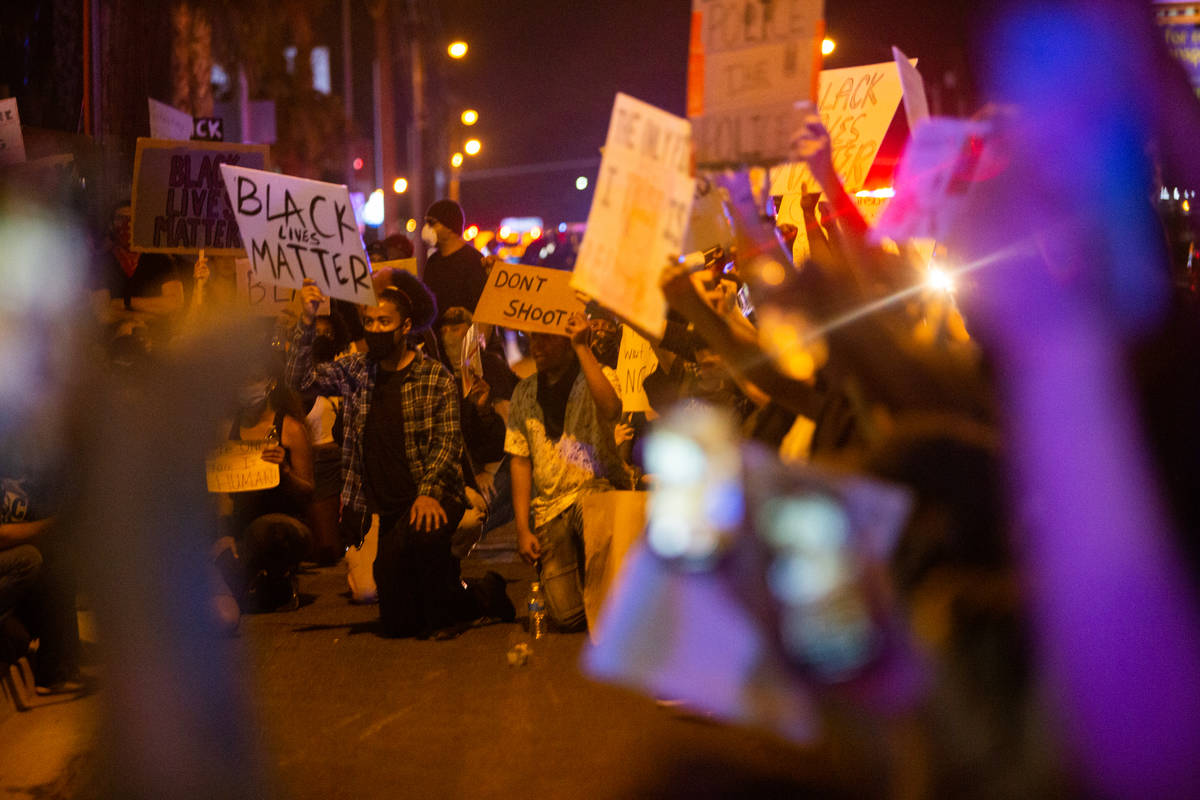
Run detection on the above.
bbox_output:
[822,37,836,56]
[575,176,589,191]
[392,177,408,194]
[461,109,478,126]
[464,138,481,156]
[448,41,468,59]
[451,152,464,168]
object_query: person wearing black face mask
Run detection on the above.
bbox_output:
[285,274,514,638]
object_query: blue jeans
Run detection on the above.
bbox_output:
[535,503,587,632]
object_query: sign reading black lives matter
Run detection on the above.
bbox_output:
[130,138,269,256]
[221,164,376,305]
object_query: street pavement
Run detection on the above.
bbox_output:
[1,532,871,799]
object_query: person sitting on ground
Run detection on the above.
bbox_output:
[212,356,315,617]
[287,275,513,639]
[507,314,623,631]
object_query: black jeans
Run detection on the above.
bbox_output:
[374,500,478,637]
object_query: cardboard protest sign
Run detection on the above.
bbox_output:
[873,118,993,245]
[473,263,584,335]
[688,0,824,166]
[572,93,694,338]
[370,257,417,277]
[682,175,733,255]
[148,98,194,141]
[234,257,330,316]
[769,60,908,195]
[205,441,280,493]
[0,98,26,166]
[892,48,929,129]
[221,164,375,306]
[193,117,224,141]
[616,325,659,413]
[131,138,269,256]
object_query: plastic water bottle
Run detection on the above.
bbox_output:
[527,582,547,639]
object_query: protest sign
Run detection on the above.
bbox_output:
[682,175,733,255]
[873,117,993,245]
[0,98,26,166]
[234,257,330,316]
[688,0,824,166]
[370,257,417,277]
[473,263,584,335]
[205,440,280,493]
[193,117,224,141]
[572,93,694,338]
[221,164,375,306]
[148,98,194,141]
[131,138,269,256]
[769,60,908,195]
[892,48,929,129]
[616,325,659,413]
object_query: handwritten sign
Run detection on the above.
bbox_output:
[370,257,418,277]
[205,440,280,493]
[688,0,824,167]
[148,98,194,141]
[473,263,584,335]
[873,118,993,245]
[572,93,694,338]
[769,60,908,195]
[131,138,269,255]
[892,47,929,129]
[0,98,26,166]
[234,257,330,316]
[616,326,659,413]
[1161,22,1200,88]
[221,164,376,306]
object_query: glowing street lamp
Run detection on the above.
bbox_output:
[392,177,408,194]
[822,37,836,56]
[461,109,478,126]
[448,41,468,59]
[575,176,589,191]
[464,138,481,156]
[451,152,464,168]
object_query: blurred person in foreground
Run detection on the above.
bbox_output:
[287,276,512,638]
[507,314,622,631]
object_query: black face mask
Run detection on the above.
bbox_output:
[312,335,337,363]
[364,330,400,361]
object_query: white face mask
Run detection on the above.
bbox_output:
[421,223,438,249]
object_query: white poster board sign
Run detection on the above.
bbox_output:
[148,98,195,141]
[572,93,694,338]
[221,164,376,306]
[234,257,330,316]
[205,441,280,493]
[892,48,929,129]
[0,98,26,166]
[688,0,824,166]
[770,60,909,196]
[616,325,659,413]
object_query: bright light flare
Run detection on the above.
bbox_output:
[405,218,417,233]
[575,176,589,191]
[529,226,542,240]
[363,189,385,226]
[927,266,955,293]
[461,109,478,126]
[464,224,479,240]
[450,152,464,168]
[448,41,468,59]
[392,177,408,194]
[352,157,364,171]
[464,139,481,156]
[499,225,512,240]
[822,37,836,56]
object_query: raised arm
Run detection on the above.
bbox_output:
[565,313,621,422]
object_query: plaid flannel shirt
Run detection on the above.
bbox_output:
[286,322,466,514]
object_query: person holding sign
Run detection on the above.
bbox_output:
[506,314,623,632]
[286,275,513,639]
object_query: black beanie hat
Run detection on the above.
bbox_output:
[425,199,464,235]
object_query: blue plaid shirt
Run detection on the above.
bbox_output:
[286,322,466,514]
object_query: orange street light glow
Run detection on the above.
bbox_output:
[448,41,468,59]
[464,225,479,239]
[464,139,482,156]
[461,109,478,126]
[451,152,464,168]
[392,177,408,194]
[822,37,836,56]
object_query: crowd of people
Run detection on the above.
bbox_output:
[4,10,1200,792]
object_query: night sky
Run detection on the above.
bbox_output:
[436,0,976,229]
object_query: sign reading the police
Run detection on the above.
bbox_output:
[131,138,269,256]
[688,0,824,167]
[148,98,194,141]
[221,164,376,306]
[234,257,330,316]
[769,60,908,195]
[572,93,694,338]
[206,441,280,493]
[473,263,584,335]
[0,98,27,166]
[193,117,224,141]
